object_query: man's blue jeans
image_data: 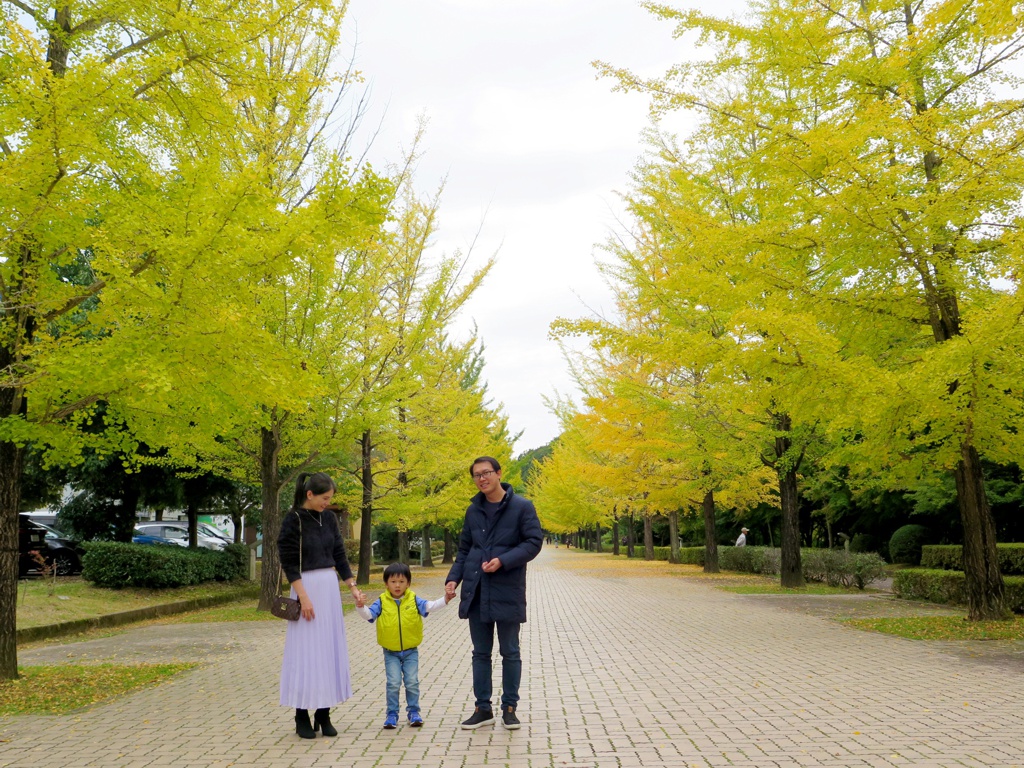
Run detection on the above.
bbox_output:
[383,648,420,716]
[467,600,521,710]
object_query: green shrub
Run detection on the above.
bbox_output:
[218,543,249,581]
[893,569,1024,613]
[82,542,244,588]
[849,533,880,554]
[344,538,359,565]
[678,547,705,566]
[719,546,781,575]
[719,546,885,589]
[889,525,931,565]
[626,546,671,560]
[921,544,1024,575]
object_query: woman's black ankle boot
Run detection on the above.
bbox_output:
[295,708,316,739]
[314,708,338,737]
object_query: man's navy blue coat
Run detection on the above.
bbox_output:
[446,483,543,623]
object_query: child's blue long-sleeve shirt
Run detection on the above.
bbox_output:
[355,594,448,622]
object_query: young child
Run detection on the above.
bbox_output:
[355,562,452,729]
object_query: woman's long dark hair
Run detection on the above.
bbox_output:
[293,472,336,509]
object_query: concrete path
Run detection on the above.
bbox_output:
[2,548,1023,768]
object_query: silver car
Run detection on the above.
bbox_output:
[134,522,227,550]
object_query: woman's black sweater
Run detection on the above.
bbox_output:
[277,507,354,584]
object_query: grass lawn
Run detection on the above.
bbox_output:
[719,583,870,595]
[0,663,196,715]
[157,599,357,623]
[842,615,1024,641]
[16,577,258,629]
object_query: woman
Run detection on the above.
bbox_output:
[278,472,363,738]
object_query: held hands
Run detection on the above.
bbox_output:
[348,583,365,606]
[444,581,457,601]
[481,557,503,573]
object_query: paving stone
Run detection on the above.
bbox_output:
[2,549,1024,767]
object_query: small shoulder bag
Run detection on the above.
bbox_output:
[270,511,302,621]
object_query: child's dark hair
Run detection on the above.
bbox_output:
[292,472,336,509]
[383,562,412,583]
[469,456,501,476]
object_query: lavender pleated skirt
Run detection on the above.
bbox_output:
[279,567,352,709]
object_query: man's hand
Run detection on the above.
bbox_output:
[445,581,457,600]
[482,558,503,573]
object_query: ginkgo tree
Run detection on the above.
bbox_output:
[598,0,1024,616]
[0,0,352,679]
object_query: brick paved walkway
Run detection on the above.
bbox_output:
[2,548,1023,768]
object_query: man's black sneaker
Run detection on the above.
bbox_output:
[501,705,521,730]
[460,708,495,730]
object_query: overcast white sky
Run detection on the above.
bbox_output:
[342,0,744,453]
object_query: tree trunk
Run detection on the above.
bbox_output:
[119,485,141,542]
[643,515,654,560]
[779,464,804,588]
[595,523,602,554]
[422,525,434,568]
[668,510,679,564]
[626,512,635,557]
[0,438,23,680]
[703,490,719,573]
[612,517,620,557]
[955,441,1006,619]
[258,425,284,610]
[357,430,373,585]
[397,529,409,565]
[773,412,804,588]
[443,528,455,564]
[0,6,71,681]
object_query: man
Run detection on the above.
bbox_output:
[445,456,543,731]
[735,527,749,547]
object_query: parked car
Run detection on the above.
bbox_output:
[198,522,232,545]
[132,528,179,546]
[18,513,83,577]
[133,522,227,550]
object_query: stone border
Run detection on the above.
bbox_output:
[16,585,261,645]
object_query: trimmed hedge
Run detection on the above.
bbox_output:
[627,546,672,560]
[678,547,705,566]
[618,544,886,588]
[82,542,248,588]
[921,544,1024,575]
[893,568,1024,613]
[719,546,886,589]
[889,525,931,565]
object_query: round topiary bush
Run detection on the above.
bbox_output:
[889,524,931,565]
[849,533,879,554]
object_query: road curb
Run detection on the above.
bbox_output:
[16,584,261,645]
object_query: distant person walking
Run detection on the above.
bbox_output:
[445,456,543,731]
[277,472,364,739]
[735,527,749,547]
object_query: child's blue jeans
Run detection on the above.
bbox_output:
[383,647,420,716]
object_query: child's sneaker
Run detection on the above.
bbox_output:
[460,707,495,729]
[408,711,424,727]
[501,705,521,730]
[383,712,398,729]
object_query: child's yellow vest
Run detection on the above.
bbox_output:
[376,590,423,651]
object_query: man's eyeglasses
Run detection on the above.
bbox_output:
[472,470,496,481]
